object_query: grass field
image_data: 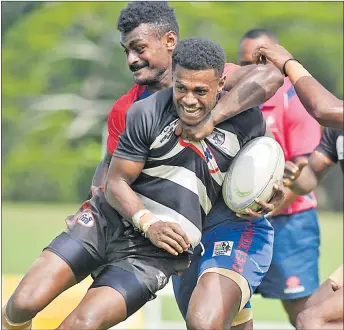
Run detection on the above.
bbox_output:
[2,202,343,324]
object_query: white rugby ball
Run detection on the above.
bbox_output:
[222,137,285,214]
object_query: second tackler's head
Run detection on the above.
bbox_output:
[239,28,279,66]
[172,37,226,126]
[117,1,179,86]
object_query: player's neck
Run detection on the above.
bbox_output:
[146,69,172,94]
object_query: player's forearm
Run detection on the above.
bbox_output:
[105,179,145,223]
[212,64,283,124]
[286,62,343,129]
[289,167,319,195]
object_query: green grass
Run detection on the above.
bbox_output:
[2,203,343,322]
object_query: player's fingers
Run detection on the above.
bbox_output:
[155,241,179,256]
[161,235,185,254]
[297,160,309,172]
[255,199,274,212]
[165,230,189,251]
[283,178,293,187]
[170,224,190,247]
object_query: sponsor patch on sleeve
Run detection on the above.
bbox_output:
[77,211,95,227]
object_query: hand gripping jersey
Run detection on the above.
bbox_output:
[114,88,266,247]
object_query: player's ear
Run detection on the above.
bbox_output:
[165,31,178,51]
[217,76,226,93]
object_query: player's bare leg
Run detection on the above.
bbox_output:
[296,287,343,329]
[2,251,77,329]
[186,272,244,330]
[56,286,127,329]
[282,297,309,326]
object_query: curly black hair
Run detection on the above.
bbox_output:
[117,2,179,38]
[172,37,226,76]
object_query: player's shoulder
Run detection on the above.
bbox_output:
[108,84,146,118]
[131,87,173,115]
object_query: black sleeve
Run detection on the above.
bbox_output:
[232,106,266,146]
[114,102,153,163]
[315,127,339,163]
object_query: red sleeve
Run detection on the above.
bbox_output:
[106,84,146,154]
[106,101,126,154]
[284,81,321,159]
[223,62,241,78]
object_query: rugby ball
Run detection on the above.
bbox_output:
[222,137,285,214]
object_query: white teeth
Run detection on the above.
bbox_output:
[183,107,200,115]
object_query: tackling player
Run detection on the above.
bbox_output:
[235,28,322,327]
[2,37,271,330]
[90,2,284,195]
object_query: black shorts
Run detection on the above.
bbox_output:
[44,190,190,316]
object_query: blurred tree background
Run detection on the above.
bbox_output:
[2,1,343,209]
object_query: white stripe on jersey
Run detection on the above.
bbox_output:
[142,165,212,215]
[136,192,202,247]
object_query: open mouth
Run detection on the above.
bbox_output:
[182,106,202,117]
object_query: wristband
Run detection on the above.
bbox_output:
[282,58,300,77]
[142,216,161,234]
[132,209,152,230]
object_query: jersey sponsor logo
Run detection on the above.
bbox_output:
[77,211,95,227]
[212,241,234,256]
[206,128,240,157]
[336,135,343,160]
[284,276,305,294]
[150,120,178,150]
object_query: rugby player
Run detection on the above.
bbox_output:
[2,37,271,330]
[91,2,284,194]
[253,40,344,330]
[93,3,285,330]
[283,128,343,330]
[235,28,322,327]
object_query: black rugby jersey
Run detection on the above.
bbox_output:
[316,127,344,173]
[115,88,266,246]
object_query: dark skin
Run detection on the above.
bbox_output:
[91,24,284,195]
[252,43,344,129]
[105,65,225,255]
[283,151,343,330]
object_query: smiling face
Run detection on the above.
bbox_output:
[120,23,176,86]
[173,64,225,126]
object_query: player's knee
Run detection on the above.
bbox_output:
[7,290,40,322]
[58,313,102,330]
[186,311,225,330]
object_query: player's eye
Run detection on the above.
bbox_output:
[195,90,207,96]
[135,46,145,54]
[177,85,186,92]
